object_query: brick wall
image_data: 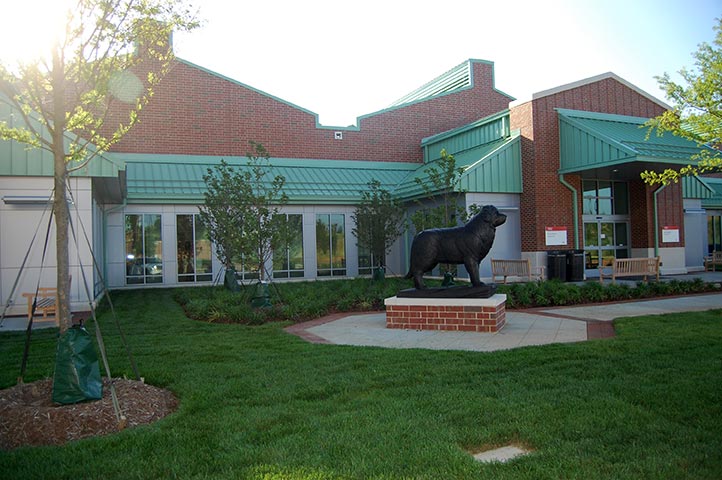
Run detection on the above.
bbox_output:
[385,296,507,333]
[109,60,512,163]
[510,77,668,252]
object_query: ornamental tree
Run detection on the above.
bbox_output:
[352,179,405,274]
[641,17,722,185]
[0,0,198,333]
[200,142,289,284]
[409,149,477,278]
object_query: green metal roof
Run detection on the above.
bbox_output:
[701,177,722,209]
[116,120,524,205]
[394,110,522,199]
[388,59,514,109]
[114,154,418,205]
[393,131,523,199]
[0,97,124,178]
[422,110,510,163]
[389,61,473,107]
[558,109,711,176]
[682,175,716,200]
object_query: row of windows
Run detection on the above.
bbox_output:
[123,213,376,285]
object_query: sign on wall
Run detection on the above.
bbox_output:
[545,226,568,246]
[662,226,679,243]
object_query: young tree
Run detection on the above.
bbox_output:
[198,159,245,273]
[410,149,468,232]
[641,17,722,185]
[352,179,405,276]
[409,149,475,278]
[200,142,289,287]
[0,0,198,333]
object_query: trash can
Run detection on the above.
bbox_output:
[547,250,567,281]
[566,249,585,282]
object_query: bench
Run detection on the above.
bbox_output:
[704,251,722,271]
[22,288,59,324]
[491,258,545,284]
[21,276,71,325]
[598,257,660,284]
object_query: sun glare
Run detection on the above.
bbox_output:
[0,0,75,65]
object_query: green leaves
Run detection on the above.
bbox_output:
[199,143,289,281]
[352,179,405,268]
[410,148,470,232]
[642,18,722,185]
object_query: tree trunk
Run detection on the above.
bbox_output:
[52,45,72,334]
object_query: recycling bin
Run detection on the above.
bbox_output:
[566,249,585,282]
[547,250,567,281]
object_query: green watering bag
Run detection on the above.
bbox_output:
[52,325,103,404]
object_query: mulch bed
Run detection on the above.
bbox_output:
[0,378,178,450]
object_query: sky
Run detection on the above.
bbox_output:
[1,0,720,127]
[169,0,720,126]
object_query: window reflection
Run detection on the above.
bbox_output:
[125,214,162,284]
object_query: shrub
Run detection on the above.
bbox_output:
[605,283,632,301]
[580,282,606,303]
[172,276,719,324]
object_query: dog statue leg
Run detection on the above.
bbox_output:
[464,259,484,287]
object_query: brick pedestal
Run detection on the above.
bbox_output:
[384,294,507,333]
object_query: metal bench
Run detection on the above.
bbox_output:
[704,251,722,271]
[598,257,660,284]
[491,258,545,284]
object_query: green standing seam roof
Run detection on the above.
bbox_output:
[0,97,125,178]
[557,109,711,174]
[682,175,716,200]
[393,132,523,200]
[388,59,514,109]
[701,177,722,209]
[117,155,419,205]
[116,109,523,205]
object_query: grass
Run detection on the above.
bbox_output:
[1,288,721,479]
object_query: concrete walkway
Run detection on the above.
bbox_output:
[286,292,722,352]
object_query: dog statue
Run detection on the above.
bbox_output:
[405,205,506,289]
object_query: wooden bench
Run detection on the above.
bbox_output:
[598,257,660,284]
[704,251,722,271]
[22,288,59,324]
[491,258,545,284]
[21,276,71,325]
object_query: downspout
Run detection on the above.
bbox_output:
[653,184,668,257]
[558,174,579,249]
[403,212,411,275]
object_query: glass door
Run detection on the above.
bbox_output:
[584,220,629,272]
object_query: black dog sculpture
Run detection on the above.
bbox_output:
[405,205,506,289]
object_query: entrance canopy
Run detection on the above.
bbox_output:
[557,109,710,180]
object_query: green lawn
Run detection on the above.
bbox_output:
[1,288,721,479]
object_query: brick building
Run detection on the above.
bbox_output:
[1,56,720,312]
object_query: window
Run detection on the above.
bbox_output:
[273,214,304,279]
[177,214,212,283]
[582,180,629,215]
[234,253,260,281]
[358,245,376,276]
[709,215,722,253]
[125,214,163,285]
[316,214,346,277]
